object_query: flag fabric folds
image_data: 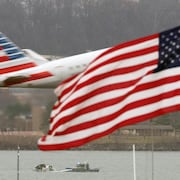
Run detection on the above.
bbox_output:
[38,26,180,150]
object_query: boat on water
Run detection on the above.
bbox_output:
[34,163,55,172]
[61,162,99,172]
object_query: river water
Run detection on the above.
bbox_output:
[0,150,180,180]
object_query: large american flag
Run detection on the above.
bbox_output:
[38,26,180,150]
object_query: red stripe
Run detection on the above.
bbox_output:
[56,43,158,103]
[94,34,159,61]
[52,73,150,123]
[54,88,180,136]
[54,46,158,120]
[0,62,36,74]
[0,56,9,62]
[58,58,157,102]
[50,75,180,134]
[53,59,157,119]
[52,101,61,110]
[52,77,143,121]
[38,104,180,151]
[51,78,142,123]
[56,74,81,101]
[85,46,159,75]
[64,59,157,98]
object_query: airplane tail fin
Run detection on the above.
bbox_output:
[0,32,48,75]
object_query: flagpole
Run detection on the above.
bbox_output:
[150,120,154,180]
[17,145,20,180]
[133,144,136,180]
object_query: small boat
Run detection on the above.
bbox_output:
[34,163,55,172]
[61,162,99,172]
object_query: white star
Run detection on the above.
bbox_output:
[168,48,172,52]
[160,60,164,64]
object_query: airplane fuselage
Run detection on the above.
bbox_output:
[0,48,108,88]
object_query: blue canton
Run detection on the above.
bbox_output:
[154,26,180,72]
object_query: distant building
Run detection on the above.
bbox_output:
[119,124,175,136]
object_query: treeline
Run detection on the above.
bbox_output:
[0,0,179,56]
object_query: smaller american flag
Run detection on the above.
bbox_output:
[38,26,180,151]
[0,32,26,62]
[0,32,36,75]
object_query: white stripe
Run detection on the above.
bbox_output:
[54,73,83,97]
[0,42,12,46]
[39,96,180,145]
[88,38,158,70]
[51,64,156,119]
[50,67,180,133]
[8,51,24,56]
[0,37,6,40]
[52,64,156,118]
[54,39,158,100]
[0,57,32,69]
[59,52,158,103]
[0,50,6,57]
[5,47,19,51]
[77,51,158,86]
[53,78,180,133]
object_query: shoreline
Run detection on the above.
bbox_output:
[1,132,180,151]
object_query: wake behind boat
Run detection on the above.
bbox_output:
[61,162,99,172]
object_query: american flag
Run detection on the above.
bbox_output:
[38,26,180,151]
[0,32,36,74]
[0,32,25,62]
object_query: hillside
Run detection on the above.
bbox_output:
[0,0,179,56]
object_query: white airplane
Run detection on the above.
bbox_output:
[0,32,108,88]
